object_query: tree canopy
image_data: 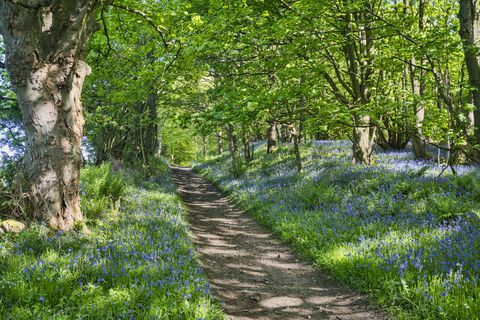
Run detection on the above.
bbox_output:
[1,0,480,227]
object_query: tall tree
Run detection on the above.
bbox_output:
[0,1,98,230]
[459,0,480,152]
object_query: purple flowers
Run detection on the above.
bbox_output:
[199,139,480,318]
[0,167,222,319]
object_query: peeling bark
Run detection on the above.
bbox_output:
[0,1,98,230]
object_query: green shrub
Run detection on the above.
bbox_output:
[429,194,468,221]
[296,182,339,209]
[451,173,480,201]
[148,156,169,175]
[81,197,111,220]
[80,164,126,220]
[81,164,126,201]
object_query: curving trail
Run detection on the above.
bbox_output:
[171,166,387,320]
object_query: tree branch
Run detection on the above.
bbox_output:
[111,3,169,49]
[321,71,350,105]
[392,56,433,72]
[4,0,45,9]
[323,48,355,98]
[100,6,112,57]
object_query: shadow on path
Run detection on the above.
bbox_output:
[171,166,387,320]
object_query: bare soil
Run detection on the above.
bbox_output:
[171,166,387,320]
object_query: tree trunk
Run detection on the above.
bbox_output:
[227,124,239,175]
[407,0,430,159]
[142,93,159,162]
[242,135,251,162]
[345,7,375,165]
[267,122,278,153]
[352,115,372,164]
[408,57,430,159]
[291,125,303,172]
[459,0,480,147]
[216,131,224,154]
[0,1,98,231]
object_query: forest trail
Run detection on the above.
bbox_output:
[171,167,386,320]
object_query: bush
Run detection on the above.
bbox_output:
[80,164,126,220]
[148,156,169,176]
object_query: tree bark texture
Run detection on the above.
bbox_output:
[0,1,98,230]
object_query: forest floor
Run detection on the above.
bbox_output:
[171,166,386,320]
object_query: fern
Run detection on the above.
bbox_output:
[80,164,126,220]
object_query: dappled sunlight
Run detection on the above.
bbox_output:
[197,140,480,318]
[172,166,385,319]
[0,167,223,318]
[259,296,303,309]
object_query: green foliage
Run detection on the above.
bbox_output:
[296,182,339,210]
[147,156,170,176]
[429,194,467,221]
[80,164,126,220]
[160,120,196,165]
[451,173,480,201]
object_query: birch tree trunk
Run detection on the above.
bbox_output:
[0,1,98,230]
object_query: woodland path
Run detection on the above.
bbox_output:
[171,166,387,320]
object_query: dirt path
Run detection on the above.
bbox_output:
[171,167,387,320]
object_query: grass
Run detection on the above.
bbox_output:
[196,141,480,319]
[0,160,224,319]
